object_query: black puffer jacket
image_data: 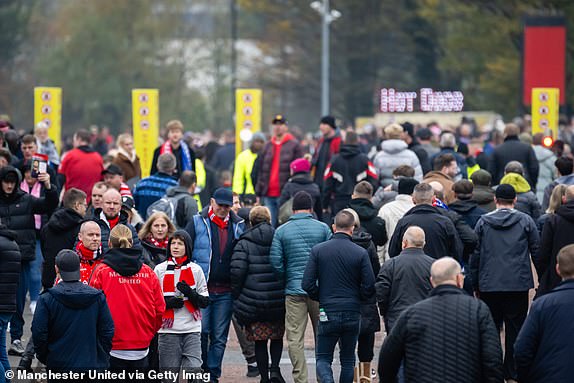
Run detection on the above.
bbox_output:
[348,198,388,247]
[535,202,574,297]
[0,226,21,313]
[230,222,285,325]
[40,207,84,289]
[379,284,503,383]
[0,166,58,261]
[352,230,380,335]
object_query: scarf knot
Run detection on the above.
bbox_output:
[208,207,229,229]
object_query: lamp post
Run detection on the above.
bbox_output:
[311,0,341,116]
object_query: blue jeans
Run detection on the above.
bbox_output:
[201,293,233,380]
[316,311,361,383]
[11,261,31,341]
[262,197,279,227]
[29,240,42,302]
[0,313,13,383]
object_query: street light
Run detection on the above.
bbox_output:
[310,0,341,116]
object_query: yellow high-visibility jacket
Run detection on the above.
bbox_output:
[232,149,257,195]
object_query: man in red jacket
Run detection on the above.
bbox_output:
[59,130,104,202]
[255,115,303,227]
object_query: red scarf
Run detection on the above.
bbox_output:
[162,257,201,328]
[75,240,100,261]
[147,234,169,249]
[208,207,229,229]
[107,215,120,229]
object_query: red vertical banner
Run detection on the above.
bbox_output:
[522,16,566,106]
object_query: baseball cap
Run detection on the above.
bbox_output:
[122,196,135,210]
[272,114,287,124]
[102,164,123,176]
[56,249,81,282]
[213,188,233,206]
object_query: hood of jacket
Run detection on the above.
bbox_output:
[533,145,555,162]
[0,166,23,200]
[557,201,574,222]
[449,199,479,214]
[500,173,531,193]
[381,139,408,154]
[348,198,378,220]
[339,144,361,158]
[166,185,192,198]
[472,185,495,204]
[77,145,96,154]
[166,229,194,263]
[352,230,372,250]
[103,247,143,276]
[480,208,524,229]
[289,173,313,184]
[46,208,84,233]
[49,281,102,309]
[239,222,275,247]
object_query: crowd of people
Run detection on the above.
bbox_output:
[0,114,573,383]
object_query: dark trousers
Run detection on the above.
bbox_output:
[357,332,375,363]
[480,291,528,381]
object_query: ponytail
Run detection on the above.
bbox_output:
[109,224,133,249]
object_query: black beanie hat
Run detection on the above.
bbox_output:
[320,116,336,130]
[292,191,313,211]
[495,184,516,200]
[398,178,419,195]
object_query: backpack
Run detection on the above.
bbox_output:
[146,194,186,227]
[278,197,294,226]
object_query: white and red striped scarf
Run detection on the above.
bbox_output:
[162,257,201,328]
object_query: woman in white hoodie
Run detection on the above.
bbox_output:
[373,124,423,187]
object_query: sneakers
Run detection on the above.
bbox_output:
[246,364,259,378]
[9,339,25,356]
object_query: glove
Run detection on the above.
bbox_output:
[165,296,184,310]
[177,281,193,297]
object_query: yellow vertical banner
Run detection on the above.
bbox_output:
[531,88,559,139]
[235,89,262,157]
[34,87,62,154]
[132,89,159,178]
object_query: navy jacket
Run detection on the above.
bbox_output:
[515,279,574,383]
[302,232,375,314]
[470,208,539,292]
[389,204,463,261]
[32,281,114,371]
[448,199,487,229]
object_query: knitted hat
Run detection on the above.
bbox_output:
[470,169,492,186]
[290,158,311,174]
[320,116,336,130]
[398,178,419,195]
[495,184,516,200]
[292,191,313,211]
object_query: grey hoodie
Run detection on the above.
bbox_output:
[470,208,539,292]
[373,139,422,186]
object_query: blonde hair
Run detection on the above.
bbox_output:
[116,133,133,148]
[341,208,360,229]
[109,224,133,249]
[547,184,568,214]
[166,120,184,132]
[138,212,176,240]
[384,123,404,140]
[249,206,271,226]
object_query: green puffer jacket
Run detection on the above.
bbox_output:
[269,213,331,295]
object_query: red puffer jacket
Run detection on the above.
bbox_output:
[90,247,165,350]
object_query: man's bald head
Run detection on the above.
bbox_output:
[430,257,463,288]
[402,226,425,249]
[102,188,122,219]
[428,181,444,201]
[78,220,101,251]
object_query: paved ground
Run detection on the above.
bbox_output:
[7,302,385,383]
